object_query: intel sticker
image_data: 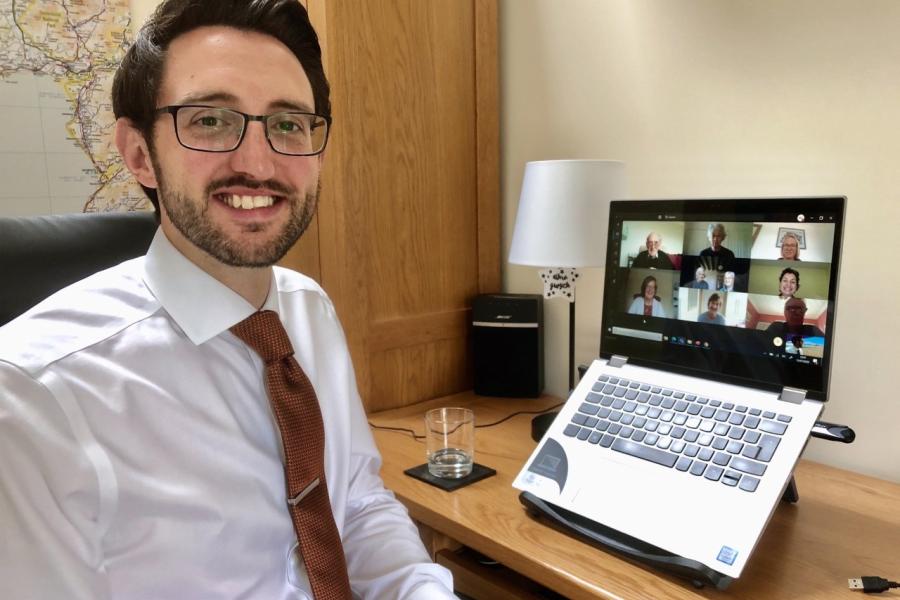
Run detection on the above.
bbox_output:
[716,546,738,565]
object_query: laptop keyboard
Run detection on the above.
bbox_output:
[562,374,792,493]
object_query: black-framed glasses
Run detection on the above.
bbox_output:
[155,105,331,156]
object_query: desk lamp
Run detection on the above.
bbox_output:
[508,159,626,393]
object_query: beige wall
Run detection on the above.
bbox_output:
[502,0,900,482]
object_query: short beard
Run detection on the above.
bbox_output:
[151,155,318,268]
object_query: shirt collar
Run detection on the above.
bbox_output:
[143,229,279,345]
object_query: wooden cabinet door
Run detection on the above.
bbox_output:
[280,0,499,412]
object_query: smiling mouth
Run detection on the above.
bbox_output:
[213,193,281,209]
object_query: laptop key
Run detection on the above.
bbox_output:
[661,411,675,422]
[611,438,678,468]
[712,438,728,451]
[763,411,776,419]
[676,457,692,472]
[710,399,722,407]
[658,424,672,436]
[624,401,637,413]
[701,407,716,418]
[608,423,622,435]
[728,427,745,440]
[661,398,675,409]
[651,387,661,394]
[684,430,699,443]
[736,405,748,413]
[588,431,603,444]
[632,430,646,443]
[608,377,619,384]
[600,434,615,448]
[609,411,623,422]
[698,433,713,446]
[744,416,760,429]
[698,448,714,461]
[742,445,760,460]
[726,441,743,454]
[601,384,616,394]
[564,424,580,437]
[670,440,686,454]
[662,389,674,397]
[687,404,702,416]
[684,444,699,457]
[635,405,649,416]
[722,402,734,410]
[644,433,659,446]
[697,397,709,405]
[579,403,599,416]
[739,476,760,492]
[721,470,741,487]
[625,389,639,400]
[577,428,591,441]
[690,461,706,476]
[685,394,696,401]
[749,408,762,416]
[629,382,641,389]
[699,420,715,432]
[637,392,650,403]
[704,466,724,481]
[632,417,647,428]
[614,387,627,398]
[728,413,745,426]
[640,384,651,392]
[649,395,663,406]
[585,392,603,404]
[713,423,729,436]
[714,410,730,422]
[598,375,609,382]
[598,408,612,419]
[600,396,614,407]
[657,437,671,450]
[671,427,685,439]
[674,400,688,412]
[756,435,780,462]
[645,421,659,432]
[595,420,610,432]
[760,420,788,435]
[744,430,761,444]
[620,414,634,425]
[730,457,766,476]
[777,414,792,423]
[584,417,599,428]
[572,413,588,426]
[674,391,685,399]
[612,399,626,410]
[619,426,634,439]
[648,407,662,419]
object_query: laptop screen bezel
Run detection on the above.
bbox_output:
[598,197,845,402]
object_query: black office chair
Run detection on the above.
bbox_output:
[0,211,158,326]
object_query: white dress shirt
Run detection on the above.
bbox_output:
[0,229,456,600]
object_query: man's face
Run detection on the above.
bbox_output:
[646,233,661,256]
[695,267,705,281]
[708,298,721,312]
[149,26,321,267]
[710,228,725,251]
[784,298,807,326]
[723,272,734,288]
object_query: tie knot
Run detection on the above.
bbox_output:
[230,310,295,364]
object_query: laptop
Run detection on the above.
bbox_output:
[514,197,845,587]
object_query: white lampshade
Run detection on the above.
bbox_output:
[509,160,627,267]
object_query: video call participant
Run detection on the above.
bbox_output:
[766,297,825,341]
[0,1,455,598]
[628,275,667,317]
[631,231,675,269]
[718,270,736,292]
[685,265,710,289]
[778,267,800,299]
[697,293,726,325]
[779,233,802,261]
[699,222,735,271]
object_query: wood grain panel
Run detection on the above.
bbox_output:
[292,1,498,413]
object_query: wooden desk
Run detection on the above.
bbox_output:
[370,391,900,599]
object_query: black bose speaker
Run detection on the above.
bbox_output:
[472,294,543,397]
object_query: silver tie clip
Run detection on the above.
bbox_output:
[287,477,320,507]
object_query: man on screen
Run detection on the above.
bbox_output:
[631,231,675,269]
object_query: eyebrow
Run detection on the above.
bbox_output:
[175,91,315,113]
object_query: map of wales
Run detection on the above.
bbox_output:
[1,0,148,214]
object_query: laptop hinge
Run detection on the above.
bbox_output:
[608,355,629,368]
[779,386,807,404]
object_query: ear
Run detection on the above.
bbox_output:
[115,118,158,189]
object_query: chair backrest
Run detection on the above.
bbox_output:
[0,211,157,326]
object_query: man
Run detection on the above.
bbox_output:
[631,231,675,269]
[685,265,710,289]
[766,297,825,340]
[699,222,735,272]
[0,1,455,598]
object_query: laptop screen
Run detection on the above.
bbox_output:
[599,197,845,401]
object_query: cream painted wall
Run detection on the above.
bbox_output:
[501,0,900,482]
[128,0,159,28]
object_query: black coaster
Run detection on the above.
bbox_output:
[404,463,496,491]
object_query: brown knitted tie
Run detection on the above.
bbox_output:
[231,310,352,600]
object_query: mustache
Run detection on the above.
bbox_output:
[206,176,295,197]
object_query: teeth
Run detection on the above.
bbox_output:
[222,194,275,209]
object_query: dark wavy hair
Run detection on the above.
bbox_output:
[707,292,721,307]
[112,0,330,215]
[779,267,801,289]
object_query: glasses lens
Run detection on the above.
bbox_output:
[266,112,328,155]
[174,107,243,151]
